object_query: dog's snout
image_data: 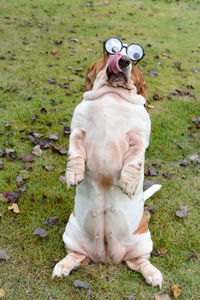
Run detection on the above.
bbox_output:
[118,55,130,68]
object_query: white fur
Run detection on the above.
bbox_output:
[53,68,163,287]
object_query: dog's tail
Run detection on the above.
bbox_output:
[143,184,162,202]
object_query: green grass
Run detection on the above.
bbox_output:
[0,0,199,299]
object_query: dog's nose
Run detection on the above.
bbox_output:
[118,55,130,68]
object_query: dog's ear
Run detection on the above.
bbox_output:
[85,61,97,91]
[131,64,148,99]
[85,52,109,91]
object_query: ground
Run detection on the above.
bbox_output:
[0,0,199,299]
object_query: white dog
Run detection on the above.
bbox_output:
[53,38,163,288]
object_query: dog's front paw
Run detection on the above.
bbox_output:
[119,178,139,199]
[52,261,70,278]
[143,267,163,289]
[66,170,84,189]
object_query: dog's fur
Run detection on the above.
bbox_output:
[52,48,163,288]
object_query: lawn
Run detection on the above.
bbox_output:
[0,0,199,299]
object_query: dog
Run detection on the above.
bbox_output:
[52,37,163,288]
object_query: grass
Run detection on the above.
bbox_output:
[0,0,199,299]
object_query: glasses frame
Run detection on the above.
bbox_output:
[104,37,145,65]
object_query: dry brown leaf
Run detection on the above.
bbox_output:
[147,105,155,109]
[170,284,183,298]
[159,247,168,256]
[0,193,8,202]
[154,293,171,300]
[144,209,151,222]
[175,206,188,218]
[0,288,5,298]
[8,203,20,213]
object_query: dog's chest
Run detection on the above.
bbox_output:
[73,95,149,175]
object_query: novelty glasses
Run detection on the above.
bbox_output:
[104,37,145,64]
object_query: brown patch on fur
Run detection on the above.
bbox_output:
[133,214,148,235]
[85,51,109,91]
[131,62,147,98]
[72,207,75,217]
[97,174,113,190]
[80,257,91,266]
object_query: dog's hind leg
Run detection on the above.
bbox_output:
[125,255,163,288]
[52,252,89,278]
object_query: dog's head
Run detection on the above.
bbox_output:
[85,37,147,98]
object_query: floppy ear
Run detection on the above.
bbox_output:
[131,64,148,99]
[85,61,97,91]
[85,52,109,91]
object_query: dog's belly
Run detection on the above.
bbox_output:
[63,96,151,262]
[63,168,145,263]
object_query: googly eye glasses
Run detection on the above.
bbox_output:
[104,37,145,65]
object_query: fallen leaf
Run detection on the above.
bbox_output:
[0,288,5,298]
[188,153,200,164]
[188,253,198,261]
[175,205,188,218]
[58,82,69,89]
[47,78,57,84]
[30,194,35,202]
[69,37,79,43]
[22,154,35,162]
[42,165,54,171]
[16,175,24,188]
[32,145,43,156]
[0,149,5,157]
[154,294,171,300]
[0,250,10,260]
[59,176,66,184]
[33,227,48,237]
[147,105,155,109]
[162,173,172,179]
[74,280,90,289]
[40,107,48,114]
[8,203,20,213]
[153,94,164,101]
[3,190,21,203]
[170,284,183,298]
[179,159,189,167]
[51,50,59,56]
[143,180,156,189]
[144,209,151,222]
[51,146,67,155]
[63,126,71,137]
[144,206,156,214]
[162,53,173,59]
[54,40,63,45]
[5,148,15,154]
[47,134,59,141]
[148,167,158,176]
[44,216,58,227]
[2,121,11,128]
[153,248,168,257]
[124,295,136,300]
[32,132,43,138]
[23,163,33,171]
[0,194,7,202]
